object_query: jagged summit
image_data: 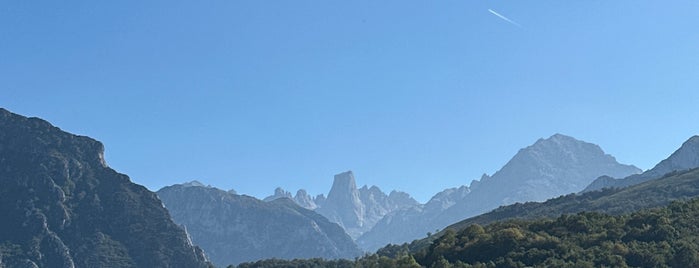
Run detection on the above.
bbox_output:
[302,171,419,240]
[157,184,361,266]
[263,187,293,201]
[294,189,319,210]
[584,135,699,192]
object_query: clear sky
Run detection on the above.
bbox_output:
[2,1,698,202]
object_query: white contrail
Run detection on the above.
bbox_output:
[488,9,522,28]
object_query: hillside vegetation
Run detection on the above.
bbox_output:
[233,197,699,267]
[440,168,699,237]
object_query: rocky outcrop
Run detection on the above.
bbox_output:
[293,189,319,210]
[584,136,699,192]
[315,171,365,238]
[0,108,211,268]
[157,184,362,266]
[314,171,418,239]
[264,188,324,210]
[263,187,293,202]
[357,185,469,251]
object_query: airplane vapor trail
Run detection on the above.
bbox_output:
[488,9,521,28]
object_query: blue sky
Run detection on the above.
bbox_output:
[2,1,699,202]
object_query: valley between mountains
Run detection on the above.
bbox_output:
[3,107,699,267]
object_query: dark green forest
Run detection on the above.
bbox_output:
[233,197,699,268]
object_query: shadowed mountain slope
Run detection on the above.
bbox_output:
[0,108,211,268]
[157,183,362,267]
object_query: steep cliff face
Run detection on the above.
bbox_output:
[157,184,362,267]
[584,136,699,192]
[313,171,418,239]
[315,171,365,238]
[0,108,211,268]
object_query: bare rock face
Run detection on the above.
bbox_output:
[263,187,293,202]
[0,108,211,268]
[357,185,470,251]
[312,171,418,239]
[315,171,365,238]
[584,135,699,192]
[157,184,362,267]
[265,188,321,210]
[293,189,319,210]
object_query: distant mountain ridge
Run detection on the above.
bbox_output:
[357,134,641,251]
[264,187,324,210]
[584,135,699,192]
[442,167,699,235]
[265,171,419,239]
[0,108,211,268]
[157,183,362,267]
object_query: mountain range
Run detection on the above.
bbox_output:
[439,167,699,239]
[263,171,419,240]
[584,135,699,192]
[234,135,699,268]
[0,108,211,268]
[398,134,699,253]
[157,183,362,266]
[6,107,699,268]
[357,134,641,251]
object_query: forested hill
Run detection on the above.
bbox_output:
[233,197,699,268]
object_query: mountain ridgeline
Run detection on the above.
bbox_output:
[0,108,211,267]
[157,183,363,267]
[315,171,419,239]
[584,135,699,192]
[234,136,699,268]
[420,166,699,250]
[265,171,419,240]
[357,134,641,251]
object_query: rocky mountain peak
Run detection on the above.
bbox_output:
[263,187,293,201]
[331,171,358,193]
[316,171,365,238]
[294,189,319,210]
[156,185,361,266]
[498,134,640,192]
[529,134,602,155]
[358,134,641,252]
